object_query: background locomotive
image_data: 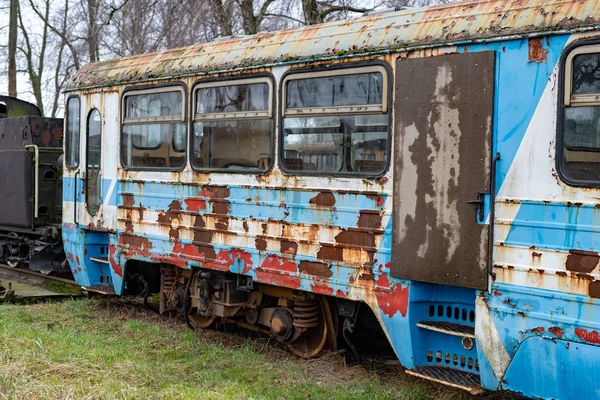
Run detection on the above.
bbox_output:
[0,96,66,274]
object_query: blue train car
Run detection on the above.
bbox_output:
[61,0,600,397]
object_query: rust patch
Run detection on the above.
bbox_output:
[317,244,344,262]
[589,281,600,299]
[548,326,564,339]
[255,237,267,251]
[528,37,548,63]
[122,193,135,207]
[335,229,376,264]
[200,186,231,215]
[280,240,298,255]
[566,250,599,273]
[366,194,384,207]
[243,221,249,232]
[309,191,335,208]
[357,210,382,230]
[192,215,216,261]
[299,260,332,278]
[157,200,182,240]
[532,252,542,258]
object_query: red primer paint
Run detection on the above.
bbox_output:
[375,273,408,317]
[531,327,545,333]
[260,254,297,274]
[255,269,301,289]
[335,289,347,298]
[185,198,207,212]
[575,328,600,344]
[311,281,334,296]
[75,255,80,265]
[108,245,123,277]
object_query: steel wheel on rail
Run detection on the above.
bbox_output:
[6,233,25,268]
[288,296,332,359]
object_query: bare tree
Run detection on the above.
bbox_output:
[18,0,51,114]
[238,0,276,35]
[301,0,372,25]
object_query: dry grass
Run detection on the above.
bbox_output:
[0,298,509,400]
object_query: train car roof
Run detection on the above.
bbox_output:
[66,0,600,91]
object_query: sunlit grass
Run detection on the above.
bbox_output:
[0,299,435,400]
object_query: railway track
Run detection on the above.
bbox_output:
[0,264,82,302]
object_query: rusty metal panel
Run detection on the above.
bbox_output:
[391,52,495,290]
[65,0,600,90]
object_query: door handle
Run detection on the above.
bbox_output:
[467,193,485,222]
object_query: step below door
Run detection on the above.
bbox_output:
[392,52,495,290]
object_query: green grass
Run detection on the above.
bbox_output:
[0,299,469,400]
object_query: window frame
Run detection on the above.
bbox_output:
[278,61,392,178]
[65,95,81,170]
[85,108,102,217]
[120,82,188,171]
[189,73,276,174]
[557,38,600,188]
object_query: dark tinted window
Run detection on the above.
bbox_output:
[65,97,80,169]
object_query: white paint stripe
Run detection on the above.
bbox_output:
[475,296,511,381]
[104,179,116,206]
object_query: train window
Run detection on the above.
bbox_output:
[191,77,273,172]
[560,45,600,185]
[86,109,102,216]
[121,86,186,169]
[281,66,389,176]
[65,96,80,169]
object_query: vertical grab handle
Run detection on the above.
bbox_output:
[488,152,501,282]
[74,170,79,225]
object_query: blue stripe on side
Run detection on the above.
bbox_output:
[118,181,387,230]
[63,176,118,206]
[504,201,600,251]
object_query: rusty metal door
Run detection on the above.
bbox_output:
[391,52,495,290]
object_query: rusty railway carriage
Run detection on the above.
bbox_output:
[62,0,600,398]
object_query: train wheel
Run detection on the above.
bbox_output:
[188,309,217,329]
[6,233,25,268]
[288,296,330,359]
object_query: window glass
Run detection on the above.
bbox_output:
[283,115,388,174]
[86,109,102,216]
[282,69,388,176]
[65,97,80,169]
[572,53,600,95]
[125,91,182,118]
[560,48,600,184]
[121,88,186,169]
[197,83,269,114]
[192,80,272,172]
[286,73,383,109]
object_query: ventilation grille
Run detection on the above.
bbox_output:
[428,304,475,324]
[426,350,479,372]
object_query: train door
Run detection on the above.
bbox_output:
[391,52,496,290]
[85,109,102,218]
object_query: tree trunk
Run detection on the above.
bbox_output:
[8,0,18,97]
[302,0,322,25]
